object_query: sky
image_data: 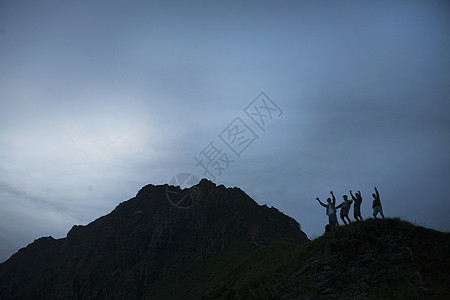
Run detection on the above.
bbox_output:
[0,0,449,262]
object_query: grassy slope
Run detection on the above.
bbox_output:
[151,239,301,299]
[153,218,450,299]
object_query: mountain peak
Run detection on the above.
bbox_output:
[197,177,217,188]
[1,181,449,299]
[0,180,308,299]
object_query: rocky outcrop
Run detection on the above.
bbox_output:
[0,179,308,299]
[236,218,450,299]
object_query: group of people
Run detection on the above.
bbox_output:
[315,187,384,230]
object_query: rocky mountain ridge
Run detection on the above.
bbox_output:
[0,179,308,299]
[1,179,449,299]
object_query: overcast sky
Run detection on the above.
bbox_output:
[1,0,449,262]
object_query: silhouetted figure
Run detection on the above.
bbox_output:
[350,190,364,221]
[336,195,352,225]
[316,191,339,228]
[325,224,333,233]
[372,187,384,219]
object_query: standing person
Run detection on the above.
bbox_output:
[336,195,352,225]
[372,187,385,219]
[350,190,364,221]
[316,191,339,228]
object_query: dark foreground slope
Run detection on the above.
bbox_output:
[1,181,449,300]
[206,218,450,299]
[0,179,307,299]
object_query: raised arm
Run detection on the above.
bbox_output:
[349,190,357,201]
[330,191,335,204]
[375,187,380,200]
[316,197,327,207]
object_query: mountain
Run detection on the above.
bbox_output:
[0,179,308,299]
[1,180,449,299]
[205,218,450,299]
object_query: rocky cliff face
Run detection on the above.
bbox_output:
[0,179,308,299]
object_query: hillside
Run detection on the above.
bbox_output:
[1,180,449,299]
[204,218,450,299]
[0,179,308,299]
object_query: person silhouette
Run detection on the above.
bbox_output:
[350,190,363,221]
[336,195,352,225]
[372,187,384,219]
[316,191,339,228]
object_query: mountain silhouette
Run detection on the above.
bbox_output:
[0,179,307,299]
[1,179,449,299]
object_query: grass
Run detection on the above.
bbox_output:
[146,218,450,299]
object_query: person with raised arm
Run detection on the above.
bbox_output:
[336,194,352,225]
[316,191,339,228]
[372,187,385,219]
[350,190,363,222]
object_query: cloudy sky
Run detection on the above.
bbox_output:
[1,0,449,262]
